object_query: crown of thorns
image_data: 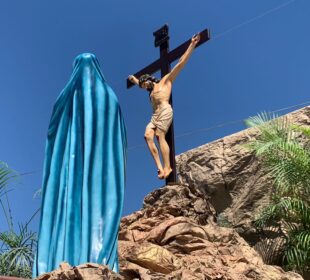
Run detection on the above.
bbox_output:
[138,74,153,87]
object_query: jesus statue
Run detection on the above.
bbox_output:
[129,33,200,179]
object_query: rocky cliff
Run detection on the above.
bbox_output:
[118,184,303,279]
[177,106,310,245]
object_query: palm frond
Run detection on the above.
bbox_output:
[0,162,20,230]
[0,222,37,277]
[291,124,310,139]
[0,162,19,197]
[33,187,42,199]
[256,198,310,225]
[284,230,310,272]
[244,111,279,128]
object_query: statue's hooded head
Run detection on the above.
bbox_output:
[72,53,105,81]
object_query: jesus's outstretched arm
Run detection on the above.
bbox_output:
[164,34,201,83]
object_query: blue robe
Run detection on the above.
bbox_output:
[32,53,127,278]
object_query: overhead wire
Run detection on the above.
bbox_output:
[212,0,297,40]
[127,100,310,151]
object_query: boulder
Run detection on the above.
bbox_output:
[118,183,303,279]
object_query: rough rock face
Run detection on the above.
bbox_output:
[35,262,124,280]
[176,106,310,243]
[118,184,303,280]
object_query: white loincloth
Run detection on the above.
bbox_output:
[146,103,173,134]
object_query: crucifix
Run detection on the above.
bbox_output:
[127,24,210,184]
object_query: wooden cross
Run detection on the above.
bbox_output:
[127,24,210,184]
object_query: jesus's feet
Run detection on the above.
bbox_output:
[157,168,165,180]
[164,167,172,179]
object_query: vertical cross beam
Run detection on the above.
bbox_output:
[153,25,177,184]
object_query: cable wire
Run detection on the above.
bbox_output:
[128,100,310,151]
[213,0,297,40]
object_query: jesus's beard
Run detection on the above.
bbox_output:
[146,81,154,91]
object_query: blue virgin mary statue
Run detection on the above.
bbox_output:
[32,53,127,278]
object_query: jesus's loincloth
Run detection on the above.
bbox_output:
[146,103,173,134]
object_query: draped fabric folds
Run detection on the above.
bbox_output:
[32,53,127,278]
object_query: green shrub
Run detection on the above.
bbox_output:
[242,111,310,273]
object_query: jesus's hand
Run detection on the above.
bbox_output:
[191,34,201,45]
[128,75,140,86]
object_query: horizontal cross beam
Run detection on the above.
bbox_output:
[126,28,211,88]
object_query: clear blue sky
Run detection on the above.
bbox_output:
[1,0,309,233]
